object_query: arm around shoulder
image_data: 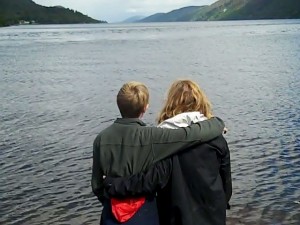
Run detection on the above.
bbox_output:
[151,117,225,162]
[194,117,225,142]
[103,158,172,198]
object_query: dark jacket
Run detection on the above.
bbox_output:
[104,135,232,225]
[92,117,224,202]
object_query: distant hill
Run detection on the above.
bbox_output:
[122,16,145,23]
[138,0,300,22]
[139,6,204,22]
[0,0,106,27]
[194,0,300,21]
[139,13,165,23]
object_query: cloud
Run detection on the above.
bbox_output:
[34,0,217,22]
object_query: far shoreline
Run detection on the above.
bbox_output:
[2,18,300,29]
[0,21,108,28]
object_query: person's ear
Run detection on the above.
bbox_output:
[139,104,149,118]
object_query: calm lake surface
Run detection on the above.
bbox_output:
[0,20,299,225]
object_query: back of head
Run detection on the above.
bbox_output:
[158,79,213,123]
[117,81,149,118]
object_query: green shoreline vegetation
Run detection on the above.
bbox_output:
[138,0,300,23]
[0,0,106,27]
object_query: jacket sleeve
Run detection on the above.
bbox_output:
[220,139,232,209]
[103,158,172,198]
[152,117,225,162]
[91,138,105,203]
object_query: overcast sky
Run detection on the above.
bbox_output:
[33,0,217,23]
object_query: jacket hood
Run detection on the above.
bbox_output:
[157,112,207,129]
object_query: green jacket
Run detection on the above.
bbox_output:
[91,117,224,200]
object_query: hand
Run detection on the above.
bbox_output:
[223,127,228,134]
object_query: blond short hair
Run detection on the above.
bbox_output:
[157,79,213,123]
[117,81,149,118]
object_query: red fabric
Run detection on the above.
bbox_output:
[111,197,146,223]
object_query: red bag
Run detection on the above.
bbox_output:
[111,197,146,223]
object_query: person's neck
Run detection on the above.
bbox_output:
[122,117,142,119]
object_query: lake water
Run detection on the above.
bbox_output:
[0,20,299,225]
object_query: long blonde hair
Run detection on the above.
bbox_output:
[157,80,213,123]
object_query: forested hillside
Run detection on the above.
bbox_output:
[0,0,106,27]
[194,0,300,21]
[139,0,300,22]
[140,6,204,22]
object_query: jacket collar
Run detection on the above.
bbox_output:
[114,118,146,126]
[158,112,207,129]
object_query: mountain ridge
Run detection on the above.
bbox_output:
[140,6,205,22]
[122,15,145,23]
[136,0,300,23]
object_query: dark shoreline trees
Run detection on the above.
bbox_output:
[0,0,106,27]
